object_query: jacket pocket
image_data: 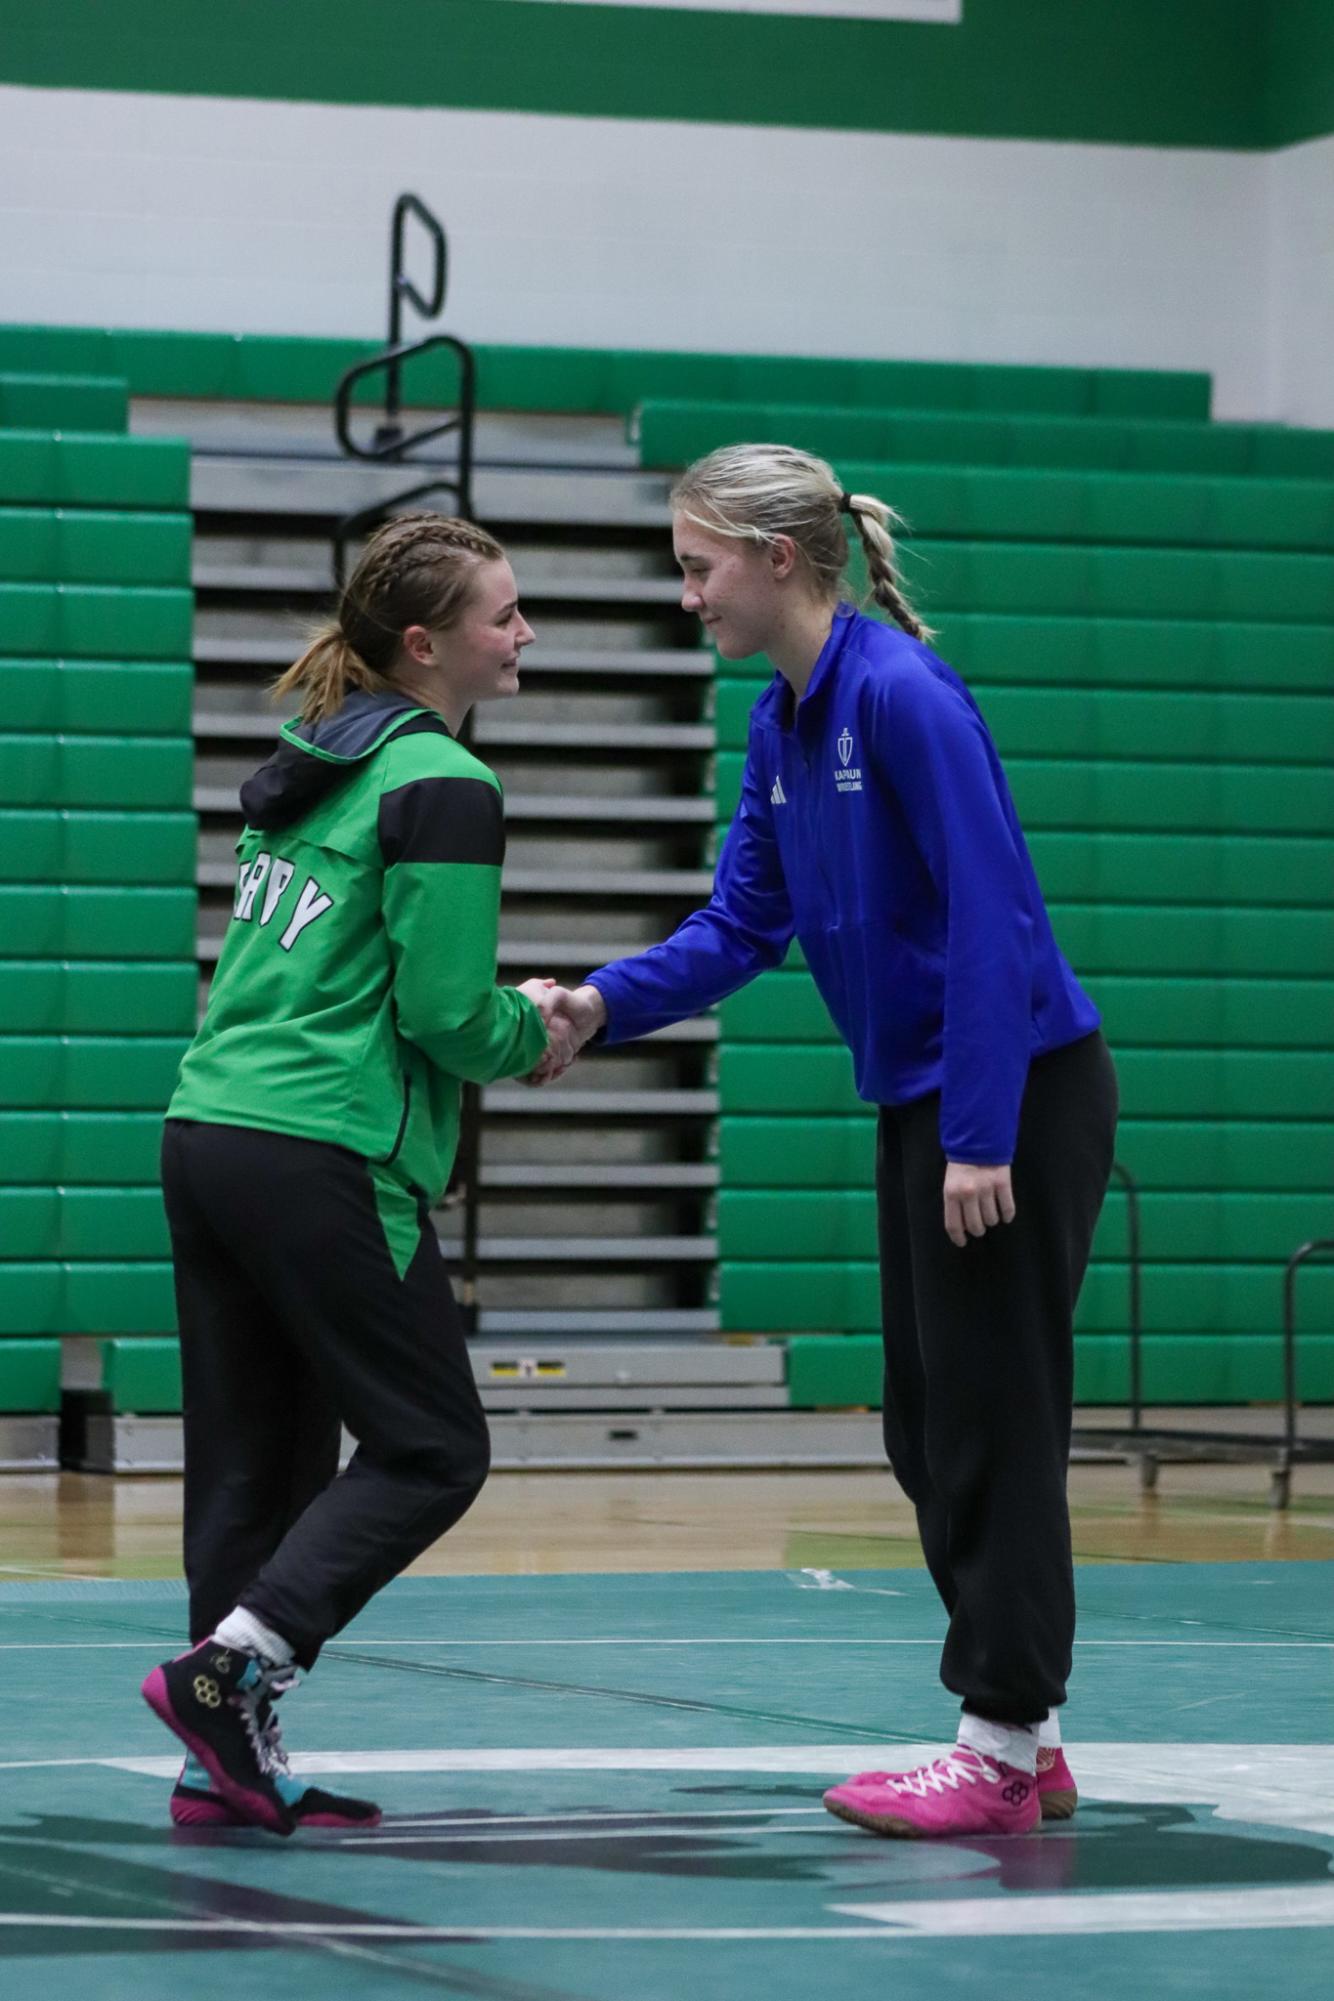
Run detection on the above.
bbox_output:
[379,1074,412,1167]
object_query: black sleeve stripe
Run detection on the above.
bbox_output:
[378,776,506,867]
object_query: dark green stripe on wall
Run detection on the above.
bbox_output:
[2,1,1326,150]
[1264,0,1334,147]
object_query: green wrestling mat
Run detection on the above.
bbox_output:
[1,1564,1331,1999]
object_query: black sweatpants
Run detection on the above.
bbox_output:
[160,1119,490,1670]
[877,1030,1118,1725]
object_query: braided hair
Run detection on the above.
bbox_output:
[274,512,506,723]
[670,443,933,643]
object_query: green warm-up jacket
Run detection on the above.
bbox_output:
[169,691,549,1205]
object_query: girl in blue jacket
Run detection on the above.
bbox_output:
[549,443,1119,1840]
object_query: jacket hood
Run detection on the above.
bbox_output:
[239,691,449,831]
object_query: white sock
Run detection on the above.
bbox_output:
[1038,1713,1062,1751]
[956,1712,1040,1776]
[213,1606,296,1669]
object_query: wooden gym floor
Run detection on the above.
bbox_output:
[3,1457,1333,1585]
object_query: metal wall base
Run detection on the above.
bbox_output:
[65,1409,887,1474]
[0,1415,60,1472]
[486,1412,886,1468]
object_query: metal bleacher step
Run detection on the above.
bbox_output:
[197,853,713,904]
[505,795,714,825]
[480,1163,719,1190]
[192,784,714,827]
[193,561,684,605]
[150,402,636,471]
[474,1309,721,1336]
[194,635,711,681]
[503,867,713,898]
[481,1088,720,1116]
[463,1321,786,1423]
[191,712,712,755]
[195,932,699,973]
[192,457,672,530]
[469,1341,780,1388]
[444,1236,719,1264]
[491,938,687,968]
[475,719,712,753]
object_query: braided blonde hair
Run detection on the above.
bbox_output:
[274,512,506,722]
[671,443,933,643]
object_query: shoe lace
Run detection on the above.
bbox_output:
[257,1704,294,1782]
[234,1665,299,1781]
[889,1751,1001,1799]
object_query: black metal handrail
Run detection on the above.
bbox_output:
[333,331,477,479]
[383,192,447,445]
[329,192,484,1328]
[330,192,478,589]
[453,1081,485,1334]
[1109,1160,1143,1429]
[1282,1238,1334,1458]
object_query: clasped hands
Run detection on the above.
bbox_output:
[515,980,606,1086]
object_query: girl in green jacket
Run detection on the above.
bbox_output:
[141,514,569,1834]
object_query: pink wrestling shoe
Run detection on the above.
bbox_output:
[1037,1744,1078,1821]
[170,1754,382,1830]
[823,1748,1040,1838]
[169,1689,381,1830]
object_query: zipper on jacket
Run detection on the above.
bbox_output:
[379,1076,412,1167]
[798,739,837,907]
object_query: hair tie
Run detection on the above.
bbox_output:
[839,491,857,515]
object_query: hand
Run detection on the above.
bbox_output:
[516,981,606,1086]
[943,1160,1015,1248]
[554,983,607,1046]
[516,979,580,1079]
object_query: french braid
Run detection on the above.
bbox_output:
[842,492,934,643]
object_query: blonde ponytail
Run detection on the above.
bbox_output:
[272,625,392,724]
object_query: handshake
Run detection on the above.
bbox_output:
[515,980,607,1086]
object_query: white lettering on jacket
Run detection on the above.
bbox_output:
[234,853,333,947]
[279,878,335,951]
[260,857,295,925]
[234,853,271,919]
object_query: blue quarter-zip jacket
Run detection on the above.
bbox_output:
[588,608,1100,1164]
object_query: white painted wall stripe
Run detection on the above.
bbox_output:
[0,83,1278,420]
[1267,133,1334,425]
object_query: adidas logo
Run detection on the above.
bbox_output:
[770,775,788,806]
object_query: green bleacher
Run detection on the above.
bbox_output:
[639,400,1334,480]
[0,388,193,1441]
[1,333,1328,1437]
[0,374,128,433]
[690,414,1334,1410]
[0,326,1213,421]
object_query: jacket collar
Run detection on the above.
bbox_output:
[754,605,859,735]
